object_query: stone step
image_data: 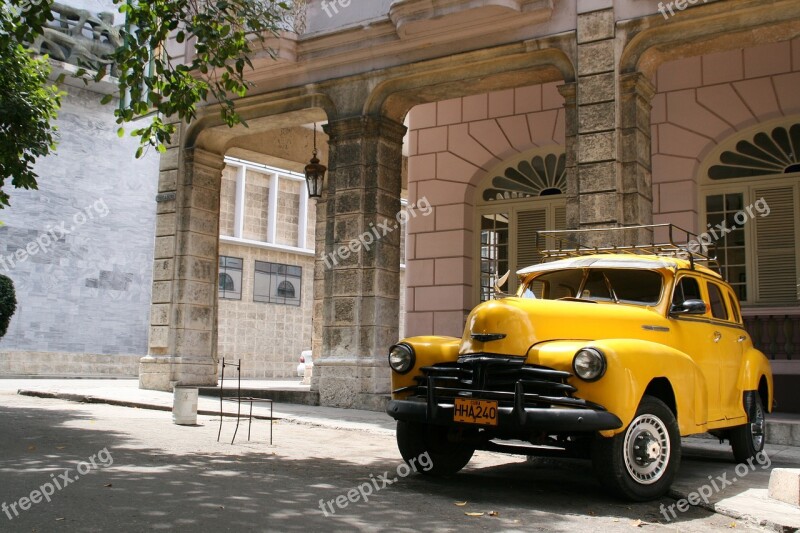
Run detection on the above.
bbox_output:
[767,414,800,447]
[199,387,320,406]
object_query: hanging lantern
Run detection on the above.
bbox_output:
[304,123,327,199]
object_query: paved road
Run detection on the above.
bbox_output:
[0,391,769,532]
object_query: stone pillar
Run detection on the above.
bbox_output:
[558,82,579,230]
[139,139,224,392]
[314,115,407,410]
[310,193,327,392]
[619,71,656,243]
[572,5,655,246]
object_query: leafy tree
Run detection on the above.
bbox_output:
[1,0,293,206]
[0,2,62,208]
[0,274,16,339]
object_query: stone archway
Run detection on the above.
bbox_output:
[139,93,332,391]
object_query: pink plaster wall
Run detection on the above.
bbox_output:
[405,82,565,337]
[652,39,800,232]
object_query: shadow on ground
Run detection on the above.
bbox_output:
[0,402,770,532]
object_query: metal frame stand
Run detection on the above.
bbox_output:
[217,358,274,445]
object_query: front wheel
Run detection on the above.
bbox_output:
[591,395,681,501]
[729,393,766,463]
[396,421,475,476]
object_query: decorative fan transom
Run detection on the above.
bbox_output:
[483,153,567,202]
[709,124,800,180]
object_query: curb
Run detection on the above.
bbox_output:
[16,389,278,420]
[16,389,395,436]
[667,487,799,533]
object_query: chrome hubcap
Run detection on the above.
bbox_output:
[751,401,765,451]
[623,414,670,485]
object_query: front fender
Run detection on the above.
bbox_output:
[389,336,460,397]
[528,339,709,437]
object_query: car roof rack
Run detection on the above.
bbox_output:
[537,224,720,272]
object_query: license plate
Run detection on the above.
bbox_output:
[453,398,498,426]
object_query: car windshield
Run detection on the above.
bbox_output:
[520,268,663,305]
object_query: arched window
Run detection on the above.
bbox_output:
[253,261,302,306]
[482,152,567,202]
[219,273,235,292]
[700,119,800,305]
[277,280,296,299]
[477,148,568,302]
[218,257,243,300]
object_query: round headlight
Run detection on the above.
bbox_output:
[388,344,415,374]
[572,348,606,382]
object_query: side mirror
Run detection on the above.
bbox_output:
[670,299,707,315]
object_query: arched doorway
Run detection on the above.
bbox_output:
[476,147,568,301]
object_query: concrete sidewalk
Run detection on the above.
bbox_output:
[0,378,395,435]
[2,378,799,531]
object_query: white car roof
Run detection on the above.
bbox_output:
[517,256,678,276]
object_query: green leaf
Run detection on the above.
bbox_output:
[0,0,290,208]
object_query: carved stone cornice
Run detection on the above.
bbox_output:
[323,116,408,144]
[389,0,553,40]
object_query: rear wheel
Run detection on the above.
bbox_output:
[396,421,475,476]
[591,395,681,501]
[729,393,766,463]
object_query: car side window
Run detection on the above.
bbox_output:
[672,276,701,307]
[707,282,729,320]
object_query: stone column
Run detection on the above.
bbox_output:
[558,82,579,230]
[572,5,654,246]
[619,71,656,242]
[139,139,224,392]
[310,193,327,391]
[314,115,407,410]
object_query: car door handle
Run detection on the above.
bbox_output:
[713,331,722,343]
[738,335,747,343]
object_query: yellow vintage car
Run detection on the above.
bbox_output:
[386,227,773,501]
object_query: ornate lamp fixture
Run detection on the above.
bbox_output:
[304,123,327,199]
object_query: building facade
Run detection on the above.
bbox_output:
[0,1,159,376]
[138,0,800,413]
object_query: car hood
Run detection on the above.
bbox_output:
[460,297,666,357]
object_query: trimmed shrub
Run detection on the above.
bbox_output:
[0,274,16,339]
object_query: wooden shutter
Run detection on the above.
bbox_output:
[554,205,567,230]
[516,209,548,270]
[754,186,798,303]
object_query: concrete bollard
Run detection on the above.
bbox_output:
[768,468,800,507]
[172,386,199,426]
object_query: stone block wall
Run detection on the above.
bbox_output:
[216,159,409,379]
[651,39,800,232]
[405,82,566,338]
[216,243,315,378]
[0,85,159,376]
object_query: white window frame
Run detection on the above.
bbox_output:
[700,174,800,307]
[475,196,566,304]
[221,156,313,256]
